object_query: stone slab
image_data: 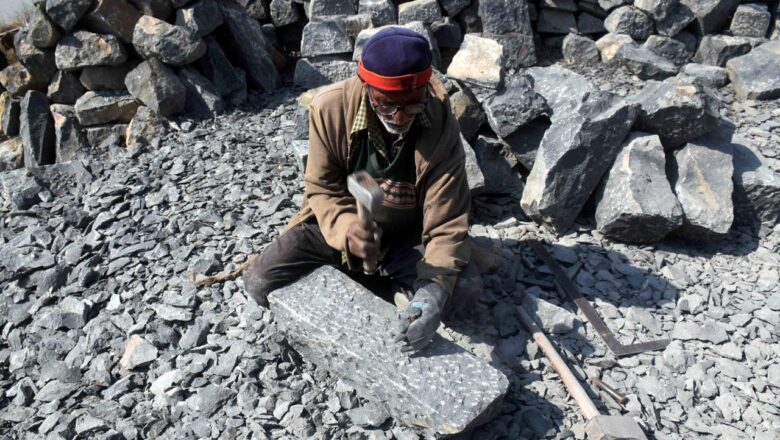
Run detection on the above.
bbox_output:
[268,266,509,436]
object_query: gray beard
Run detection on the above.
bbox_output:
[378,115,414,136]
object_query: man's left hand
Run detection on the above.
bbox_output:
[391,283,448,353]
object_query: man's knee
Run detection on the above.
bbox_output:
[243,259,273,307]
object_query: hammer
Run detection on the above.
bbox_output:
[515,305,648,440]
[347,171,384,274]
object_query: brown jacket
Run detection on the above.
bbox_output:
[285,76,471,295]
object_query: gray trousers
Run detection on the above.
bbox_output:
[243,220,482,319]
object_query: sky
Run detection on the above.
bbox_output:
[0,0,34,24]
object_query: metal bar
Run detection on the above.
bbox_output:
[527,239,670,357]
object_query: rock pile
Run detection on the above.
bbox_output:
[0,0,281,168]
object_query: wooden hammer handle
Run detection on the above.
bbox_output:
[515,305,601,421]
[356,201,377,274]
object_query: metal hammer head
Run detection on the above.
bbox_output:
[347,171,383,213]
[586,415,647,440]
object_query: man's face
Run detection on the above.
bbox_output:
[368,86,429,135]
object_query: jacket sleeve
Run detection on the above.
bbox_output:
[414,129,472,297]
[304,96,359,269]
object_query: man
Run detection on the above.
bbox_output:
[243,27,481,352]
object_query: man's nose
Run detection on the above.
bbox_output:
[393,110,412,125]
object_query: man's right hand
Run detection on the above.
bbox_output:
[346,220,382,260]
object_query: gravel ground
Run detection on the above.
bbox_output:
[1,62,779,439]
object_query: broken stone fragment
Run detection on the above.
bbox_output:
[472,135,524,195]
[726,40,780,101]
[269,266,509,436]
[522,292,580,334]
[729,3,771,38]
[179,67,224,117]
[301,20,353,58]
[52,110,90,163]
[20,90,56,168]
[197,36,245,98]
[595,32,635,64]
[0,92,21,136]
[125,58,186,117]
[270,0,304,27]
[595,132,683,243]
[119,335,158,369]
[604,6,653,40]
[525,65,596,115]
[643,35,691,66]
[461,134,486,195]
[628,76,720,149]
[680,0,739,35]
[398,0,442,25]
[29,3,62,49]
[219,1,280,92]
[55,32,128,71]
[612,44,678,80]
[482,76,548,139]
[0,64,45,99]
[47,71,85,105]
[82,0,143,44]
[447,34,504,89]
[0,138,23,172]
[128,0,174,20]
[449,87,485,142]
[693,35,753,67]
[308,0,354,19]
[680,63,729,88]
[536,9,578,34]
[133,15,207,66]
[563,33,600,65]
[79,65,131,91]
[521,91,639,233]
[45,0,94,32]
[175,0,224,37]
[75,91,139,126]
[14,27,57,86]
[293,58,357,90]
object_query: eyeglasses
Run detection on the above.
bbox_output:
[368,86,429,117]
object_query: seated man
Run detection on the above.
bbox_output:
[243,27,481,353]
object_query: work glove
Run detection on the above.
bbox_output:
[391,282,448,353]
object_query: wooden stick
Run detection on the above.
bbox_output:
[515,305,601,421]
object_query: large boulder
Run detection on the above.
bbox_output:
[729,3,771,38]
[0,138,23,171]
[450,87,485,141]
[726,40,780,101]
[82,0,143,44]
[563,33,600,66]
[520,91,639,233]
[440,0,470,16]
[219,1,279,92]
[74,91,139,126]
[125,58,186,117]
[126,106,165,149]
[0,92,21,136]
[595,33,635,64]
[179,67,224,117]
[728,127,780,225]
[47,71,85,105]
[669,134,734,240]
[679,0,739,34]
[80,65,131,91]
[55,32,128,71]
[693,35,753,67]
[293,58,357,90]
[301,20,353,58]
[491,32,537,70]
[680,63,729,88]
[133,16,207,66]
[578,13,607,35]
[634,0,694,37]
[447,35,504,89]
[29,3,62,49]
[308,0,354,19]
[52,111,90,163]
[479,0,534,35]
[175,0,224,37]
[628,77,720,149]
[482,76,548,139]
[197,36,245,98]
[643,35,691,66]
[612,44,678,80]
[536,10,578,34]
[270,0,304,27]
[525,65,596,115]
[20,90,56,168]
[470,136,524,195]
[45,0,93,32]
[604,6,654,40]
[398,0,442,25]
[14,27,57,86]
[0,64,45,99]
[595,132,683,243]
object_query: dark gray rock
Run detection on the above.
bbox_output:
[301,20,353,58]
[220,1,280,92]
[669,134,734,240]
[634,0,694,36]
[188,384,232,417]
[480,0,534,34]
[693,35,753,67]
[613,44,678,80]
[179,317,210,349]
[128,0,174,20]
[472,136,524,195]
[308,0,354,19]
[595,32,635,63]
[680,0,739,34]
[82,0,143,44]
[29,3,62,49]
[46,0,93,32]
[55,32,128,71]
[0,138,23,171]
[431,18,463,49]
[595,132,683,243]
[293,58,357,89]
[643,35,691,66]
[461,134,486,195]
[245,0,270,20]
[440,0,470,16]
[604,6,653,40]
[358,0,396,26]
[563,33,600,65]
[79,65,130,91]
[726,41,780,101]
[483,76,548,139]
[15,27,57,86]
[520,91,639,233]
[724,125,780,225]
[0,168,44,209]
[175,0,224,38]
[537,9,578,34]
[598,0,630,10]
[455,0,482,33]
[398,0,442,25]
[125,58,186,117]
[75,91,139,126]
[450,87,485,141]
[577,13,606,34]
[347,402,391,428]
[126,105,164,148]
[503,117,550,170]
[334,14,373,40]
[1,92,21,136]
[628,77,721,149]
[729,3,770,38]
[491,32,537,69]
[197,36,244,98]
[447,35,504,89]
[179,67,224,117]
[47,71,85,105]
[52,111,90,163]
[20,90,56,168]
[85,124,128,148]
[270,0,304,27]
[526,65,596,114]
[681,63,729,88]
[0,64,46,98]
[133,15,207,66]
[270,266,509,436]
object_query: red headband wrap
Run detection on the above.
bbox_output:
[358,61,433,93]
